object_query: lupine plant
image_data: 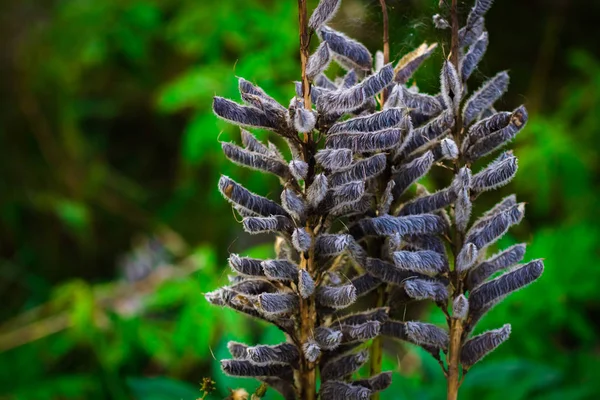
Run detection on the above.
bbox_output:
[205,0,543,399]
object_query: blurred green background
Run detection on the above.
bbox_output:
[0,0,598,398]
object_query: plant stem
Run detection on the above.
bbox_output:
[369,286,385,400]
[447,1,465,399]
[298,0,312,113]
[379,0,390,104]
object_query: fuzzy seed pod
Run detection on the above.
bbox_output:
[319,381,371,400]
[399,186,457,216]
[399,86,443,116]
[355,214,444,238]
[261,260,298,281]
[461,32,489,81]
[465,203,524,249]
[317,284,357,309]
[292,228,312,252]
[289,160,309,181]
[461,324,511,368]
[405,321,449,350]
[294,108,317,133]
[394,43,438,84]
[281,189,306,221]
[246,342,299,365]
[328,108,405,134]
[469,260,544,310]
[306,42,332,80]
[309,0,342,30]
[303,339,321,362]
[362,64,394,97]
[227,341,249,359]
[315,148,354,170]
[393,250,447,275]
[463,71,510,126]
[455,187,472,232]
[342,69,357,88]
[441,61,462,112]
[219,176,288,217]
[307,173,329,207]
[366,258,419,286]
[467,243,526,289]
[378,180,396,215]
[240,129,273,156]
[318,26,373,71]
[354,372,392,392]
[315,326,343,350]
[213,97,276,130]
[315,234,352,256]
[242,215,293,234]
[326,129,402,153]
[459,15,484,48]
[228,254,266,277]
[321,350,369,381]
[456,243,479,273]
[392,151,435,197]
[398,110,454,157]
[452,294,469,320]
[440,138,459,160]
[329,154,387,186]
[257,292,299,316]
[404,278,448,302]
[471,151,518,192]
[433,14,450,29]
[337,308,389,326]
[221,359,293,380]
[298,269,315,299]
[341,321,381,343]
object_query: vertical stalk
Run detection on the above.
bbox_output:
[379,0,390,104]
[368,4,390,397]
[297,2,316,399]
[447,1,464,399]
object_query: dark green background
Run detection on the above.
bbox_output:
[0,0,598,398]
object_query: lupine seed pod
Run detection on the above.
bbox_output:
[353,372,393,392]
[298,269,316,299]
[465,106,528,162]
[306,42,332,80]
[227,341,249,359]
[465,203,524,249]
[316,84,366,114]
[362,64,394,97]
[256,292,299,315]
[341,321,381,343]
[337,307,389,326]
[315,234,352,256]
[469,259,544,310]
[309,0,342,30]
[321,350,369,381]
[294,108,317,133]
[461,324,511,368]
[455,186,472,232]
[452,294,469,320]
[213,97,276,130]
[404,278,448,302]
[228,254,266,277]
[221,359,293,380]
[441,61,462,112]
[317,26,373,71]
[397,110,454,157]
[329,154,387,186]
[247,343,300,365]
[219,176,288,217]
[341,69,358,88]
[398,186,457,216]
[307,173,329,207]
[467,243,527,288]
[303,339,321,363]
[399,86,443,116]
[315,73,337,90]
[315,326,343,350]
[459,15,484,48]
[463,71,510,126]
[380,320,408,340]
[319,381,371,400]
[354,214,444,238]
[394,43,438,84]
[366,257,420,286]
[289,159,308,181]
[405,321,449,350]
[315,148,354,170]
[281,189,306,221]
[391,151,435,197]
[292,228,312,252]
[326,129,402,152]
[456,243,479,273]
[461,32,489,81]
[471,151,518,192]
[261,260,298,281]
[242,215,293,234]
[240,128,273,155]
[378,180,396,215]
[317,284,357,308]
[328,108,405,134]
[393,250,447,275]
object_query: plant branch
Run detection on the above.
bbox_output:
[298,0,312,129]
[379,0,390,104]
